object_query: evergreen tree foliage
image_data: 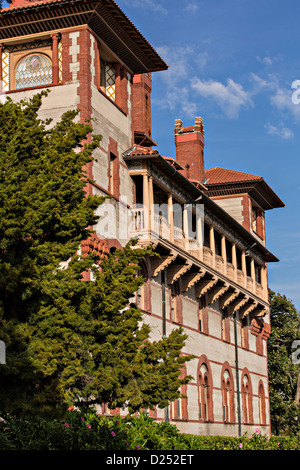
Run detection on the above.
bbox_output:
[0,92,192,418]
[268,289,300,435]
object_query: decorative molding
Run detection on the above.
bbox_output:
[4,39,52,53]
[219,289,239,310]
[151,251,177,278]
[181,269,206,292]
[207,282,229,305]
[240,301,258,319]
[167,259,193,285]
[195,276,218,298]
[228,295,248,315]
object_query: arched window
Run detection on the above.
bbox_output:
[171,365,188,421]
[241,370,253,424]
[137,258,151,313]
[198,356,214,422]
[258,381,267,425]
[171,280,182,324]
[16,53,52,90]
[221,364,235,423]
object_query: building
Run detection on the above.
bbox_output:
[0,0,285,437]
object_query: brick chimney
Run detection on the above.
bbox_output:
[174,117,205,183]
[132,73,152,140]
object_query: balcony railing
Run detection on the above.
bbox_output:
[130,207,265,300]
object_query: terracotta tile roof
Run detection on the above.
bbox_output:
[1,0,64,12]
[123,145,159,157]
[205,167,263,185]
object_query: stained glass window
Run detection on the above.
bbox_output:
[15,53,52,90]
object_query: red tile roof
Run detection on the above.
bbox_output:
[205,167,263,185]
[123,145,159,157]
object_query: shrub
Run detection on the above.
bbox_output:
[0,410,299,450]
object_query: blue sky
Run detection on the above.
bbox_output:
[2,0,299,308]
[117,0,300,310]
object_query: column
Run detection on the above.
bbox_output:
[261,266,268,301]
[232,243,237,282]
[241,251,247,288]
[143,173,149,233]
[221,235,227,275]
[250,258,256,295]
[196,204,204,261]
[149,176,154,234]
[210,226,215,269]
[51,34,60,85]
[168,194,174,243]
[183,205,189,250]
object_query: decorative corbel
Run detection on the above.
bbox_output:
[167,259,193,285]
[219,289,239,310]
[228,295,249,316]
[181,269,206,292]
[207,282,229,306]
[150,250,177,278]
[195,275,218,298]
[240,301,258,319]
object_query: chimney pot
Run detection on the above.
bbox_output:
[174,117,205,183]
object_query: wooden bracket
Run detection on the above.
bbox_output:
[181,269,206,292]
[151,251,177,277]
[195,276,218,298]
[167,260,193,285]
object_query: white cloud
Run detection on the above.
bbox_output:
[121,0,168,14]
[256,54,282,67]
[271,86,300,120]
[190,77,253,118]
[185,2,199,13]
[265,123,294,140]
[250,73,278,94]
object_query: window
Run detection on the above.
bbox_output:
[241,316,249,349]
[172,367,188,421]
[137,260,151,313]
[246,256,251,277]
[241,373,253,424]
[255,263,262,284]
[214,230,222,256]
[199,295,208,334]
[15,53,52,90]
[100,59,116,101]
[171,281,181,323]
[198,359,213,422]
[236,246,242,270]
[252,206,258,232]
[199,365,209,421]
[203,223,211,248]
[221,307,230,342]
[222,368,234,423]
[258,381,266,425]
[226,239,232,264]
[109,153,117,194]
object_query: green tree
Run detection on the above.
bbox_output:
[0,92,192,418]
[268,289,300,435]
